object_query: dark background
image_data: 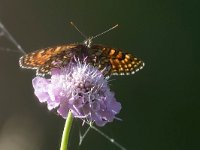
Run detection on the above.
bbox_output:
[0,0,199,150]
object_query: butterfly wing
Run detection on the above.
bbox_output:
[90,45,145,75]
[19,43,144,76]
[19,44,77,75]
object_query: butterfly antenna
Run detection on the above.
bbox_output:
[92,24,118,40]
[70,22,87,39]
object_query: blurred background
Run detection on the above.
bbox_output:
[0,0,199,150]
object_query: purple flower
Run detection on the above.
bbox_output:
[32,60,121,126]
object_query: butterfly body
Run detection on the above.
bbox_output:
[19,40,145,76]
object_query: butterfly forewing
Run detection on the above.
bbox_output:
[19,44,76,74]
[90,45,145,75]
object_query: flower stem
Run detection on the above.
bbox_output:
[60,111,73,150]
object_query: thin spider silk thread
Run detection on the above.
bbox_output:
[81,122,127,150]
[0,21,26,55]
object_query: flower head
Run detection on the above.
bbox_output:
[32,60,121,126]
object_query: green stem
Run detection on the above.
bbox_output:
[60,111,73,150]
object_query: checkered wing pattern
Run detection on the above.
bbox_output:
[91,45,145,75]
[19,44,76,75]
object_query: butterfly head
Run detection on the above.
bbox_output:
[83,37,93,48]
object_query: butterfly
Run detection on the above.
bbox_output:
[19,24,145,76]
